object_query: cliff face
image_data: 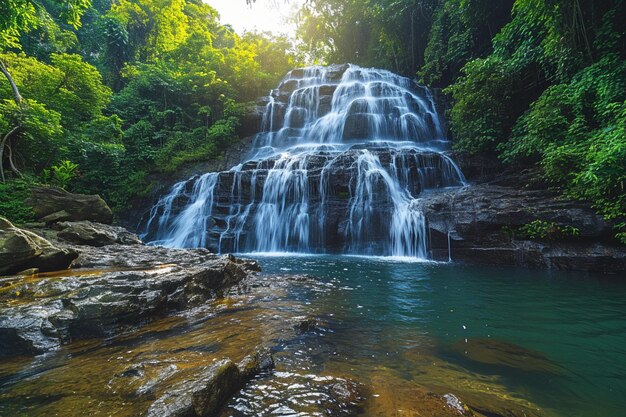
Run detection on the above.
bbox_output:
[423,153,626,272]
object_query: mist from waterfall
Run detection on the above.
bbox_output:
[142,64,466,258]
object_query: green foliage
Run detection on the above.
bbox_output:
[0,179,35,224]
[445,56,519,153]
[517,220,580,241]
[498,55,626,241]
[0,98,63,171]
[0,52,111,126]
[420,0,514,86]
[1,0,297,215]
[42,159,79,189]
[297,0,440,75]
[0,0,92,51]
[442,0,626,241]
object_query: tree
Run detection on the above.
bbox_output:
[0,0,92,181]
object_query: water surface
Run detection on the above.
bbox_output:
[237,255,626,417]
[1,256,624,417]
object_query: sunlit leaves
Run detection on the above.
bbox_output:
[0,0,92,50]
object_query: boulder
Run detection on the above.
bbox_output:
[146,360,240,417]
[54,221,142,247]
[240,100,268,137]
[28,186,113,224]
[236,347,275,380]
[146,350,275,417]
[0,217,78,275]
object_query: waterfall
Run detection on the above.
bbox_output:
[142,64,466,258]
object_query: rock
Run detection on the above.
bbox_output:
[146,351,275,417]
[0,248,259,357]
[294,317,322,333]
[16,268,39,276]
[421,184,626,272]
[330,379,361,406]
[28,186,113,224]
[145,360,239,417]
[240,100,267,137]
[0,217,78,275]
[451,338,562,375]
[442,393,473,415]
[141,147,457,255]
[236,347,275,380]
[226,370,363,416]
[54,221,142,247]
[342,113,373,139]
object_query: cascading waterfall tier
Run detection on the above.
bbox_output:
[143,64,466,258]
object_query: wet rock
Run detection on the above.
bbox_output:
[54,221,142,247]
[451,338,562,374]
[0,250,259,357]
[330,379,361,406]
[237,347,275,380]
[443,393,473,415]
[421,184,626,272]
[0,217,78,275]
[142,147,458,255]
[135,364,179,397]
[286,107,306,128]
[240,100,268,137]
[343,113,372,139]
[146,351,275,417]
[28,186,113,224]
[16,268,39,276]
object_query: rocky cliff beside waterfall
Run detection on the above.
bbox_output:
[137,64,625,273]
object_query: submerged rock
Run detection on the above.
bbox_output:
[28,186,113,224]
[451,338,562,374]
[0,217,78,275]
[223,371,364,416]
[294,317,323,333]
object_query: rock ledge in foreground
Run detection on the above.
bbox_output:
[0,248,259,357]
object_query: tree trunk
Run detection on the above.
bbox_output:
[0,58,25,182]
[0,125,20,182]
[0,59,22,106]
[6,141,22,178]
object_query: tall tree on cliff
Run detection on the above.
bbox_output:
[0,0,91,181]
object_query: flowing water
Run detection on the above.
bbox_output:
[142,65,465,257]
[3,257,624,417]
